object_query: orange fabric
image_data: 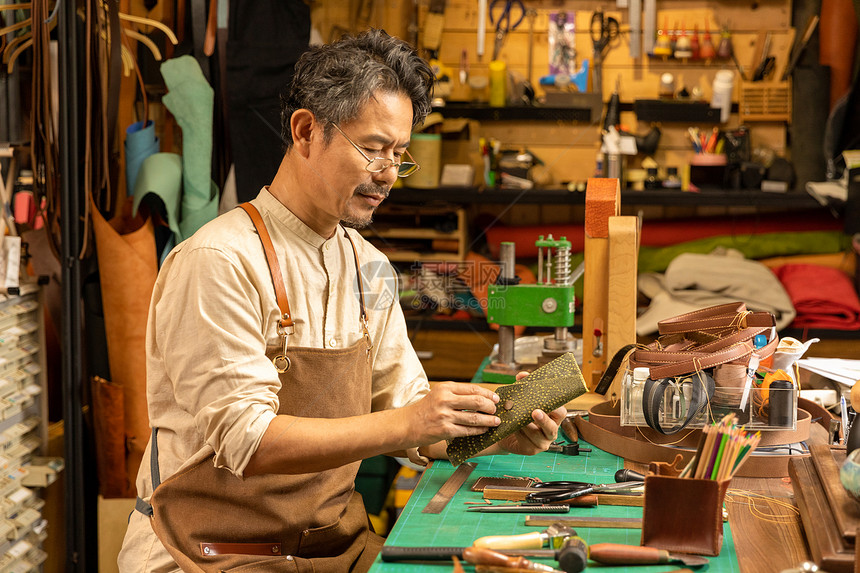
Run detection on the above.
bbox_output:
[759,252,855,277]
[584,178,620,238]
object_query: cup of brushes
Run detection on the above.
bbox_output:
[640,413,760,556]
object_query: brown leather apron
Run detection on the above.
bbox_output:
[141,203,382,572]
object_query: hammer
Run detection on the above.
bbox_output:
[473,522,575,550]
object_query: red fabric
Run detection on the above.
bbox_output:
[774,264,860,330]
[483,212,842,258]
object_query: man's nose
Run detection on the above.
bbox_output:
[371,164,398,187]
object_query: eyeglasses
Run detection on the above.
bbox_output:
[331,123,420,178]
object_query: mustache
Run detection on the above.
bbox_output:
[354,183,390,199]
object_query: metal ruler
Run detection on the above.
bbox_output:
[422,462,477,514]
[525,515,642,528]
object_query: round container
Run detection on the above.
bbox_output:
[405,133,441,189]
[710,70,734,123]
[488,60,507,108]
[659,73,675,98]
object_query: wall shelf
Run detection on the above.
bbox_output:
[392,185,824,209]
[432,102,596,122]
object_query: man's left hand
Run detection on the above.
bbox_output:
[496,371,567,457]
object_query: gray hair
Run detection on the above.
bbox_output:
[280,28,434,149]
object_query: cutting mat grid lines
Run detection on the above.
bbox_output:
[371,441,740,572]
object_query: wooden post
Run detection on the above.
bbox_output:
[605,216,639,398]
[582,178,620,390]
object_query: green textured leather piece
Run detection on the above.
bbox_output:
[446,353,587,466]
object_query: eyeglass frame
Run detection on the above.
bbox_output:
[330,122,420,178]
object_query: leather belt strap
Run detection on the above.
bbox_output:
[238,203,294,330]
[655,302,775,334]
[574,398,830,478]
[200,542,282,556]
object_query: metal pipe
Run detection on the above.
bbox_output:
[497,242,516,366]
[60,1,92,569]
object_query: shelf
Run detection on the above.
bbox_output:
[431,102,596,122]
[391,185,823,209]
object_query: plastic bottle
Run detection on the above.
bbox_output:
[710,70,734,123]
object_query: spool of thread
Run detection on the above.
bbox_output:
[406,133,442,189]
[768,379,794,427]
[488,60,507,107]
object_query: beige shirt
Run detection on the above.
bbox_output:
[119,188,428,572]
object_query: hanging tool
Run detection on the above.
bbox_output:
[753,32,775,81]
[490,0,525,60]
[782,14,819,80]
[474,523,575,550]
[589,9,619,96]
[642,0,656,54]
[478,0,488,60]
[628,0,641,58]
[422,461,476,513]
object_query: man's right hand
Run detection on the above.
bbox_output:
[406,382,500,446]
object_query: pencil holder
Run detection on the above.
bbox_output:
[640,458,730,556]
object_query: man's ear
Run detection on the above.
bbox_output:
[290,109,316,156]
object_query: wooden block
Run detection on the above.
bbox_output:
[607,216,639,366]
[789,456,855,573]
[582,178,620,389]
[810,444,860,542]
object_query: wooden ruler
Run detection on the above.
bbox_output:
[422,462,477,514]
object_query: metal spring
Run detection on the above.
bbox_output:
[555,245,572,285]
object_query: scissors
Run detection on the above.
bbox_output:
[525,479,643,504]
[590,9,620,92]
[489,0,525,60]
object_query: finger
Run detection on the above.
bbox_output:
[515,371,530,381]
[453,410,500,429]
[446,382,500,402]
[531,409,561,441]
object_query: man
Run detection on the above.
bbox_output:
[118,29,566,573]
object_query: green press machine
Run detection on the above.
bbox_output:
[482,235,579,383]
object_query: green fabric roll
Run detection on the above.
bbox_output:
[160,55,219,241]
[637,231,851,274]
[446,352,587,466]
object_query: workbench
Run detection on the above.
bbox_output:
[368,438,810,572]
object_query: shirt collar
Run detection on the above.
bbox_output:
[257,187,332,250]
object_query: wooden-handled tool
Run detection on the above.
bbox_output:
[589,543,709,567]
[474,523,575,550]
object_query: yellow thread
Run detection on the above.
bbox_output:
[635,425,696,447]
[725,489,800,524]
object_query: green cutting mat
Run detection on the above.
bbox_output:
[369,440,739,572]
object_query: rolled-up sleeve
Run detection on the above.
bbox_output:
[154,245,280,476]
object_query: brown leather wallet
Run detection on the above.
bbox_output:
[446,353,587,466]
[200,542,282,556]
